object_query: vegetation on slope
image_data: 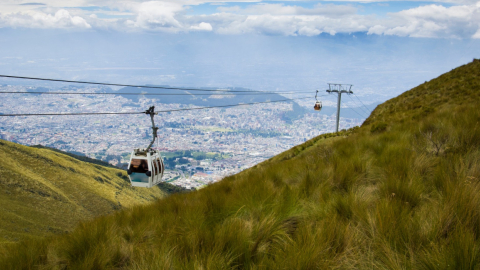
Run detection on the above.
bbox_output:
[0,140,165,246]
[29,145,188,194]
[1,59,480,269]
[31,145,118,169]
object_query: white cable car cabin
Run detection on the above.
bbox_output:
[127,148,164,188]
[126,106,165,188]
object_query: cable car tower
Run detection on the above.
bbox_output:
[326,83,353,133]
[126,106,165,188]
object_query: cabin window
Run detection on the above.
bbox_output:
[157,158,163,174]
[154,159,159,175]
[130,159,148,173]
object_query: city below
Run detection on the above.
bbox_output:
[0,85,365,190]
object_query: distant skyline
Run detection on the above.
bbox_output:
[0,0,479,106]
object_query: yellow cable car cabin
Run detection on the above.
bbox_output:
[127,148,165,188]
[313,90,322,111]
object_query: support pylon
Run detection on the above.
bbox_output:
[326,84,353,133]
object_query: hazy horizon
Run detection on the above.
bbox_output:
[0,0,479,106]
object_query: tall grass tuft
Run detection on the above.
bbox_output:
[2,59,480,269]
[0,239,48,269]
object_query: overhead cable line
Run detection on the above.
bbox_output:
[348,95,370,116]
[352,93,373,115]
[0,111,143,117]
[346,95,370,118]
[0,96,312,117]
[154,96,314,114]
[0,74,308,94]
[348,105,369,119]
[343,94,368,115]
[348,100,369,119]
[0,91,313,96]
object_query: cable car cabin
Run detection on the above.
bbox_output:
[127,149,164,188]
[314,101,322,111]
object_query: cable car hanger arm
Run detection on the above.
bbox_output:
[145,106,159,152]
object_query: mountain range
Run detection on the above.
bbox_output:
[108,86,308,121]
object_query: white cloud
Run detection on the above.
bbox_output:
[0,9,91,28]
[322,0,477,3]
[368,3,480,38]
[367,25,387,35]
[474,29,480,39]
[122,1,213,32]
[218,3,357,16]
[213,12,371,36]
[211,1,479,38]
[0,0,478,38]
[126,1,184,31]
[190,22,213,31]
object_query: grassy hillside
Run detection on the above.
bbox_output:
[0,140,166,246]
[1,59,480,269]
[31,144,118,169]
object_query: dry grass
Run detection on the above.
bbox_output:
[1,59,480,269]
[0,140,165,245]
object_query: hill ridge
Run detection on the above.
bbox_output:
[1,59,480,269]
[0,139,165,245]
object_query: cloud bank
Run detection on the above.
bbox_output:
[0,9,91,29]
[368,3,480,38]
[0,1,478,38]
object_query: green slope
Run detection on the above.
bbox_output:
[30,144,118,169]
[0,140,166,246]
[2,59,480,269]
[365,59,480,126]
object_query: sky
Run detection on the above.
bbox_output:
[0,0,479,106]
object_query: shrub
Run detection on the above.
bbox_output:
[371,122,388,133]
